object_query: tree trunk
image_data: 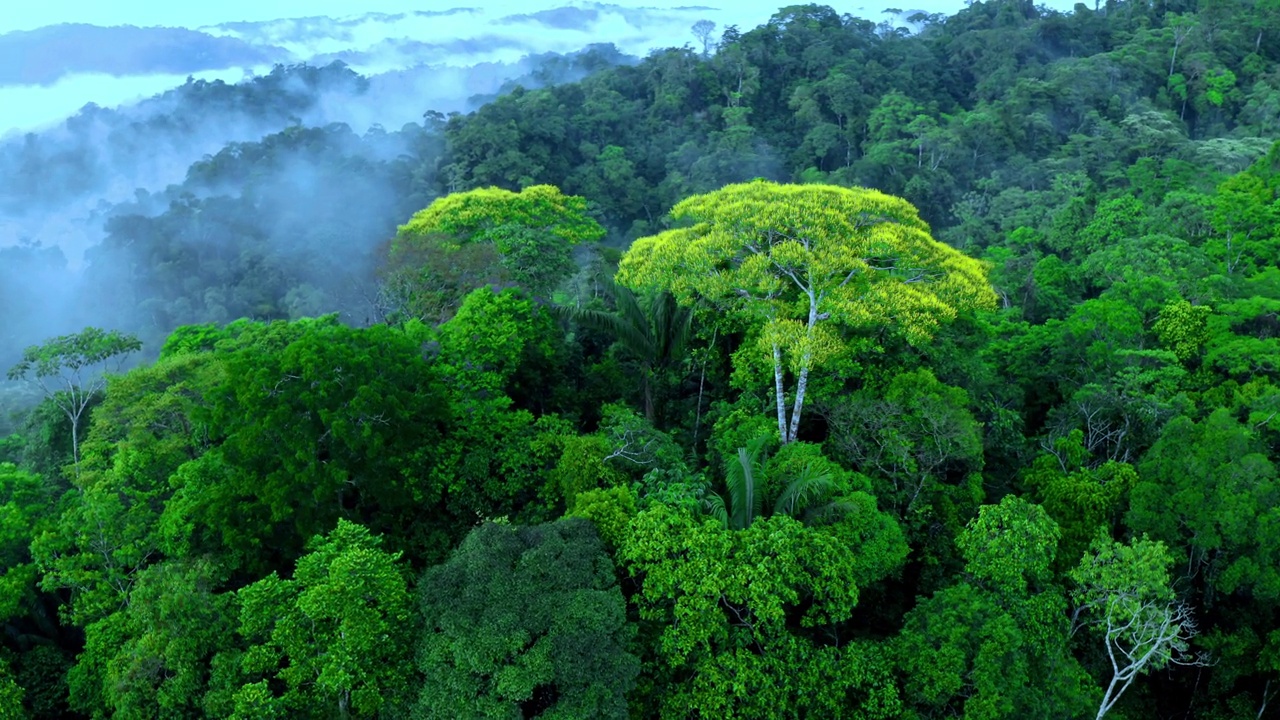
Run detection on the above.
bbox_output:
[69,416,81,479]
[1097,635,1122,720]
[65,398,86,480]
[642,368,655,423]
[786,290,820,443]
[691,328,716,452]
[773,343,788,442]
[788,365,810,443]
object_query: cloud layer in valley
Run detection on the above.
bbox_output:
[1,3,732,136]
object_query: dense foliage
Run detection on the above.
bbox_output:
[2,0,1280,716]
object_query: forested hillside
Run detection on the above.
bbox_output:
[1,0,1279,717]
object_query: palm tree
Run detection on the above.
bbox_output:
[566,277,693,422]
[702,436,850,530]
[703,437,767,531]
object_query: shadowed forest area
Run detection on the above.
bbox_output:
[2,0,1280,717]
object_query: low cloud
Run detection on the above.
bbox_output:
[0,24,289,86]
[0,3,732,137]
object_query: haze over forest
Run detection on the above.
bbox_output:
[1,0,1279,717]
[0,0,1080,368]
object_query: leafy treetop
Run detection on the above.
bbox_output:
[617,181,996,442]
[394,185,606,297]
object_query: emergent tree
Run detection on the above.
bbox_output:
[617,181,995,443]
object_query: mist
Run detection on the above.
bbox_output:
[0,3,750,267]
[0,0,1084,419]
[0,47,625,372]
[0,4,738,138]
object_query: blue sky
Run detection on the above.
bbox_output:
[1,0,800,33]
[2,1,450,32]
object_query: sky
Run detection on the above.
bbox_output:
[2,0,796,34]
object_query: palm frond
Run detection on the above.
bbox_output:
[702,492,730,529]
[650,291,694,365]
[725,438,769,530]
[568,276,657,361]
[610,280,651,343]
[572,307,654,359]
[773,463,839,517]
[801,496,861,527]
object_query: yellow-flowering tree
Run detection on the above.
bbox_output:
[617,181,995,443]
[392,185,604,301]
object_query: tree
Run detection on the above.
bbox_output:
[620,502,907,718]
[415,519,639,719]
[958,496,1061,596]
[565,277,693,422]
[1024,432,1137,573]
[377,236,506,325]
[701,437,859,530]
[6,328,141,476]
[392,185,605,299]
[431,287,576,520]
[67,558,234,718]
[1152,298,1211,361]
[897,497,1096,719]
[823,368,984,518]
[0,659,23,719]
[232,520,415,718]
[1129,410,1280,603]
[617,181,995,443]
[691,20,717,57]
[1166,14,1199,80]
[159,317,455,575]
[1070,536,1206,720]
[0,462,54,625]
[1206,170,1278,275]
[30,350,223,627]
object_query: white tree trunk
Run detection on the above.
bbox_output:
[785,289,820,443]
[773,342,788,442]
[788,366,809,443]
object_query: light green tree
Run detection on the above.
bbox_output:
[393,185,605,299]
[1070,536,1206,720]
[617,181,995,443]
[233,520,415,718]
[6,327,141,476]
[1153,299,1212,362]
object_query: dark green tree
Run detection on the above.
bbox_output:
[414,519,638,719]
